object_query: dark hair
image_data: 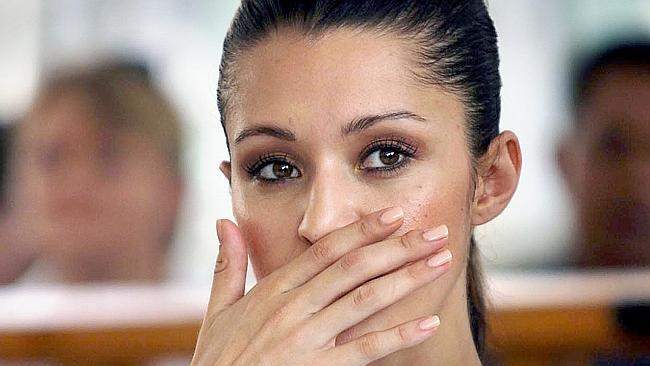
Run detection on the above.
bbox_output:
[571,41,650,118]
[217,0,501,360]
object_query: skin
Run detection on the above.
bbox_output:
[10,89,182,282]
[558,66,650,267]
[194,28,521,365]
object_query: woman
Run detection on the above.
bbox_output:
[194,0,521,365]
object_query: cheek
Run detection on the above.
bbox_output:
[392,177,473,261]
[351,165,474,321]
[233,190,306,281]
[369,152,475,313]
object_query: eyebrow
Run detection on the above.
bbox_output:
[341,110,427,135]
[234,125,296,145]
[233,110,426,145]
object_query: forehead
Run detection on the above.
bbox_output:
[228,27,463,138]
[21,90,101,142]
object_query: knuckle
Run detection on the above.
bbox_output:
[339,249,366,272]
[399,231,419,250]
[397,323,412,344]
[352,284,379,307]
[285,324,307,349]
[358,219,375,238]
[310,242,334,265]
[214,252,229,274]
[267,303,292,326]
[358,333,382,358]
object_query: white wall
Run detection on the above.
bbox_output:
[0,0,40,123]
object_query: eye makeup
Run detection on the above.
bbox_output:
[242,152,302,184]
[361,136,418,157]
[239,134,421,185]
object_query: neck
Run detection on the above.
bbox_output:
[369,267,482,366]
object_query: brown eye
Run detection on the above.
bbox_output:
[272,162,293,178]
[379,149,399,165]
[258,160,301,180]
[362,148,404,169]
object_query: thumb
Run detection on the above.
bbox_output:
[208,219,248,313]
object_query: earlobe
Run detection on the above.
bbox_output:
[471,131,522,225]
[219,161,232,183]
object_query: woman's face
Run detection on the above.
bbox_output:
[224,29,476,320]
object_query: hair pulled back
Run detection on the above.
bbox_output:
[217,1,502,359]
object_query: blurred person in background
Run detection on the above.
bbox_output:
[558,41,650,268]
[9,61,184,283]
[1,125,35,284]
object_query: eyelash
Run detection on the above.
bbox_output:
[358,137,418,177]
[242,152,298,184]
[242,137,419,184]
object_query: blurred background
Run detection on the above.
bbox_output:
[0,0,648,365]
[2,0,649,283]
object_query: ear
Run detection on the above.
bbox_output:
[471,131,522,225]
[219,160,232,184]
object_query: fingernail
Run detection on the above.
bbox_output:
[426,249,452,267]
[379,207,404,225]
[422,225,448,241]
[418,315,440,330]
[216,219,224,244]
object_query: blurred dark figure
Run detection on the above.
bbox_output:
[9,61,183,283]
[0,125,12,247]
[1,124,34,284]
[558,42,650,267]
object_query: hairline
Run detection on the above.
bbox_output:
[219,23,473,154]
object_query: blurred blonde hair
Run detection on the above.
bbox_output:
[33,61,183,175]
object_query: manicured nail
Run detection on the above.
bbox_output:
[379,207,404,225]
[418,315,441,330]
[426,249,452,267]
[422,225,448,241]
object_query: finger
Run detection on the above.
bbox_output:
[324,314,441,365]
[309,249,452,346]
[207,219,248,313]
[275,206,405,292]
[298,225,448,313]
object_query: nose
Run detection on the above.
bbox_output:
[62,156,97,191]
[297,168,362,244]
[46,152,99,207]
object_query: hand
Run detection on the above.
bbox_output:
[191,207,452,366]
